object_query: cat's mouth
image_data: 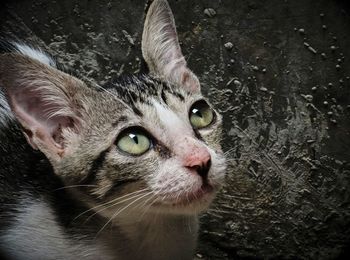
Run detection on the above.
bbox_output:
[154,183,216,208]
[176,183,214,206]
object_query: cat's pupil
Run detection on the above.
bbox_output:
[129,133,139,144]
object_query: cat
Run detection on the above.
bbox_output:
[0,0,226,259]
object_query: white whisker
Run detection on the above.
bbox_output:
[53,184,97,191]
[84,191,151,222]
[74,188,149,220]
[95,192,153,237]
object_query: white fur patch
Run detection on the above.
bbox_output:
[152,100,188,135]
[0,199,108,260]
[14,43,56,67]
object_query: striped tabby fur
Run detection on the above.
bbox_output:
[0,0,226,259]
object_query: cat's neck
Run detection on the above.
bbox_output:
[69,188,199,259]
[108,212,199,260]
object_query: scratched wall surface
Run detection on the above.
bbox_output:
[1,0,350,259]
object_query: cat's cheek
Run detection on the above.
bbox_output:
[207,150,227,187]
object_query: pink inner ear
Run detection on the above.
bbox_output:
[180,69,200,92]
[142,0,201,93]
[9,86,75,151]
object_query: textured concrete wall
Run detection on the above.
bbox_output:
[1,0,350,259]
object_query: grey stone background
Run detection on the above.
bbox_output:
[1,0,350,259]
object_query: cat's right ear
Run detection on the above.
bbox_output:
[142,0,200,92]
[0,53,87,162]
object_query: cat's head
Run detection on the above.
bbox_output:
[0,0,226,215]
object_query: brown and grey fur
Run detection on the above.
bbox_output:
[0,0,226,259]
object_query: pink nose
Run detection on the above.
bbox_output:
[183,147,211,178]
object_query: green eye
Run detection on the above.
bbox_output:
[189,100,215,129]
[117,128,151,155]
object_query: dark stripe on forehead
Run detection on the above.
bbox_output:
[103,75,158,104]
[102,74,184,111]
[80,149,109,185]
[123,90,144,116]
[132,106,143,117]
[172,91,185,101]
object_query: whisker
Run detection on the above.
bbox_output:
[84,191,151,222]
[141,195,158,217]
[138,192,157,209]
[95,192,152,238]
[136,194,160,223]
[74,188,149,221]
[133,193,158,221]
[53,184,97,191]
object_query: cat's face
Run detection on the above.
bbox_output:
[0,0,226,216]
[67,76,226,215]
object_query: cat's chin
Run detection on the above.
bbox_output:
[150,184,217,214]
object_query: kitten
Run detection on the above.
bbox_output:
[0,0,226,259]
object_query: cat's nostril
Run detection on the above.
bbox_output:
[187,158,211,178]
[197,158,211,178]
[183,146,211,178]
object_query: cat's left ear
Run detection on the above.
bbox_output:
[142,0,200,92]
[0,53,88,163]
